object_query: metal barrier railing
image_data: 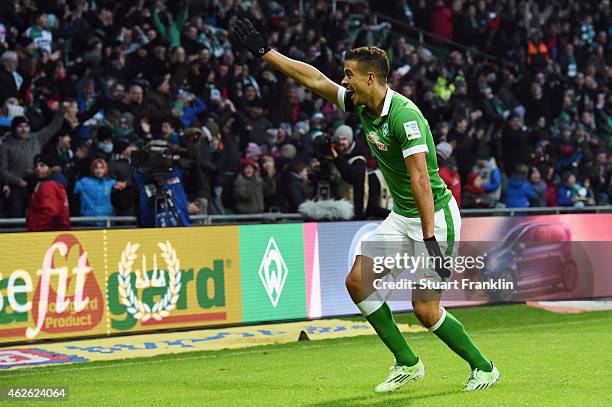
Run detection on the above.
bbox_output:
[0,213,306,231]
[1,207,611,232]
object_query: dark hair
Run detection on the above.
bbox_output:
[287,159,307,174]
[344,46,390,84]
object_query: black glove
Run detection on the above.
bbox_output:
[423,236,452,279]
[231,18,271,57]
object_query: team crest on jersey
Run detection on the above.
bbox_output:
[367,131,387,151]
[404,121,422,140]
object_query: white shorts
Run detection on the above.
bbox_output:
[361,196,461,284]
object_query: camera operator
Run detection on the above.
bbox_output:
[328,125,369,220]
[132,139,191,227]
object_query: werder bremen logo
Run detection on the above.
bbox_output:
[258,237,288,307]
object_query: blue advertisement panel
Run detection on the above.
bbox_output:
[317,221,413,317]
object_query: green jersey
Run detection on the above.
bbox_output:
[337,86,451,218]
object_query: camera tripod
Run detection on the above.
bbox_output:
[147,174,185,228]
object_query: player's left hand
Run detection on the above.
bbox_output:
[423,236,451,279]
[230,18,271,57]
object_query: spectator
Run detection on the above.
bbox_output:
[557,172,576,207]
[74,159,126,218]
[529,167,547,207]
[282,160,314,213]
[25,12,53,53]
[26,154,70,232]
[541,164,558,207]
[506,164,537,208]
[463,172,485,208]
[430,0,454,43]
[88,127,116,168]
[233,158,264,214]
[330,124,368,219]
[259,155,278,212]
[182,126,212,215]
[0,0,609,222]
[160,117,180,145]
[0,51,21,105]
[436,142,461,207]
[501,115,531,176]
[471,156,501,208]
[42,128,74,171]
[526,30,550,69]
[109,141,137,216]
[524,82,552,127]
[145,74,174,127]
[238,98,273,150]
[572,177,597,207]
[0,113,63,217]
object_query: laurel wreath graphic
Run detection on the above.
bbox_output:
[117,241,182,322]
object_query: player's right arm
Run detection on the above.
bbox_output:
[231,18,348,110]
[262,49,340,106]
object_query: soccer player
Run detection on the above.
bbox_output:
[232,19,500,393]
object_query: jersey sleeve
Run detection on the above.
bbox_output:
[392,109,430,158]
[336,86,355,113]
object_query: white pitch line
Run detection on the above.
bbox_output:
[1,317,610,379]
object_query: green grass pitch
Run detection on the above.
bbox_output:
[2,304,611,406]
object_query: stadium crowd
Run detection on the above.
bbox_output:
[0,0,609,230]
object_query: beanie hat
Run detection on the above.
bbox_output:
[11,116,28,131]
[435,142,453,161]
[280,144,297,159]
[34,153,61,168]
[240,157,259,171]
[245,142,263,158]
[334,124,354,145]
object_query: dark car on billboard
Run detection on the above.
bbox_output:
[482,221,578,301]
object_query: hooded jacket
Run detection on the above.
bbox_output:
[26,168,70,232]
[505,177,537,208]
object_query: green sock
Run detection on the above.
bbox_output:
[432,309,492,371]
[365,302,419,366]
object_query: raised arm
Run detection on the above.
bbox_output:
[262,50,341,105]
[232,19,341,106]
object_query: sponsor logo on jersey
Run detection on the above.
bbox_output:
[404,121,422,140]
[367,131,388,151]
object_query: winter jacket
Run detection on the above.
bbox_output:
[74,176,117,217]
[557,185,573,206]
[0,67,19,105]
[501,126,531,176]
[0,114,63,187]
[439,165,462,207]
[144,90,174,126]
[430,2,453,41]
[505,178,537,208]
[233,174,264,214]
[26,170,70,232]
[284,172,314,212]
[530,180,547,207]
